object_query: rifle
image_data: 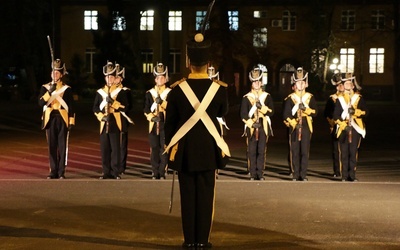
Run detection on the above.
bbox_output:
[105,75,111,134]
[47,35,56,87]
[347,101,353,143]
[297,92,303,142]
[254,93,260,141]
[169,171,176,213]
[155,86,160,135]
[200,0,216,34]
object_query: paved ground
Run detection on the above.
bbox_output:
[0,99,399,249]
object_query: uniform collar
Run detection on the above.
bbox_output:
[294,90,305,96]
[188,73,209,79]
[251,89,262,95]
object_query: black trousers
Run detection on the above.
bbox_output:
[46,113,68,178]
[247,127,268,179]
[120,131,128,174]
[178,170,216,244]
[339,128,362,181]
[330,131,341,176]
[289,127,312,180]
[100,131,120,178]
[148,123,167,177]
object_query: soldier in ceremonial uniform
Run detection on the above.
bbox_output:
[283,67,318,181]
[38,59,75,179]
[115,63,134,175]
[324,73,345,178]
[208,66,229,136]
[332,72,368,182]
[164,33,230,249]
[240,66,274,181]
[144,63,171,180]
[93,61,128,180]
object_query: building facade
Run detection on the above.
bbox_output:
[59,0,398,102]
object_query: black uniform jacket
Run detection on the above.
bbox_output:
[93,85,128,133]
[240,91,274,136]
[38,81,74,129]
[164,77,229,172]
[283,91,318,133]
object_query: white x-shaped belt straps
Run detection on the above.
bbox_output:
[164,81,230,157]
[44,85,69,112]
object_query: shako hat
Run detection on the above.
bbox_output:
[207,66,219,80]
[331,72,342,86]
[153,62,169,82]
[291,67,308,87]
[186,33,211,67]
[103,61,117,76]
[249,67,263,82]
[52,59,67,75]
[115,63,125,79]
[340,72,362,90]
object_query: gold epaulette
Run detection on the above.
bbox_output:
[284,95,291,101]
[169,78,186,89]
[213,79,228,88]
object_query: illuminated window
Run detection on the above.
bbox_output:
[228,11,239,31]
[84,10,98,30]
[282,11,296,31]
[253,28,267,48]
[140,10,154,31]
[141,49,153,73]
[112,11,126,31]
[169,11,182,31]
[371,10,385,30]
[254,11,267,19]
[196,11,208,31]
[341,10,355,31]
[340,48,355,73]
[369,48,384,73]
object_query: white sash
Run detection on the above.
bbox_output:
[290,92,311,116]
[338,93,366,138]
[245,92,268,118]
[243,91,272,136]
[164,81,230,157]
[44,85,69,112]
[149,87,171,112]
[97,87,122,111]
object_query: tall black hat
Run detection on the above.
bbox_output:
[52,59,67,75]
[186,33,211,67]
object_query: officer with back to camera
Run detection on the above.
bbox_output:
[164,32,230,249]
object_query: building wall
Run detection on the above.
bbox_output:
[59,1,397,101]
